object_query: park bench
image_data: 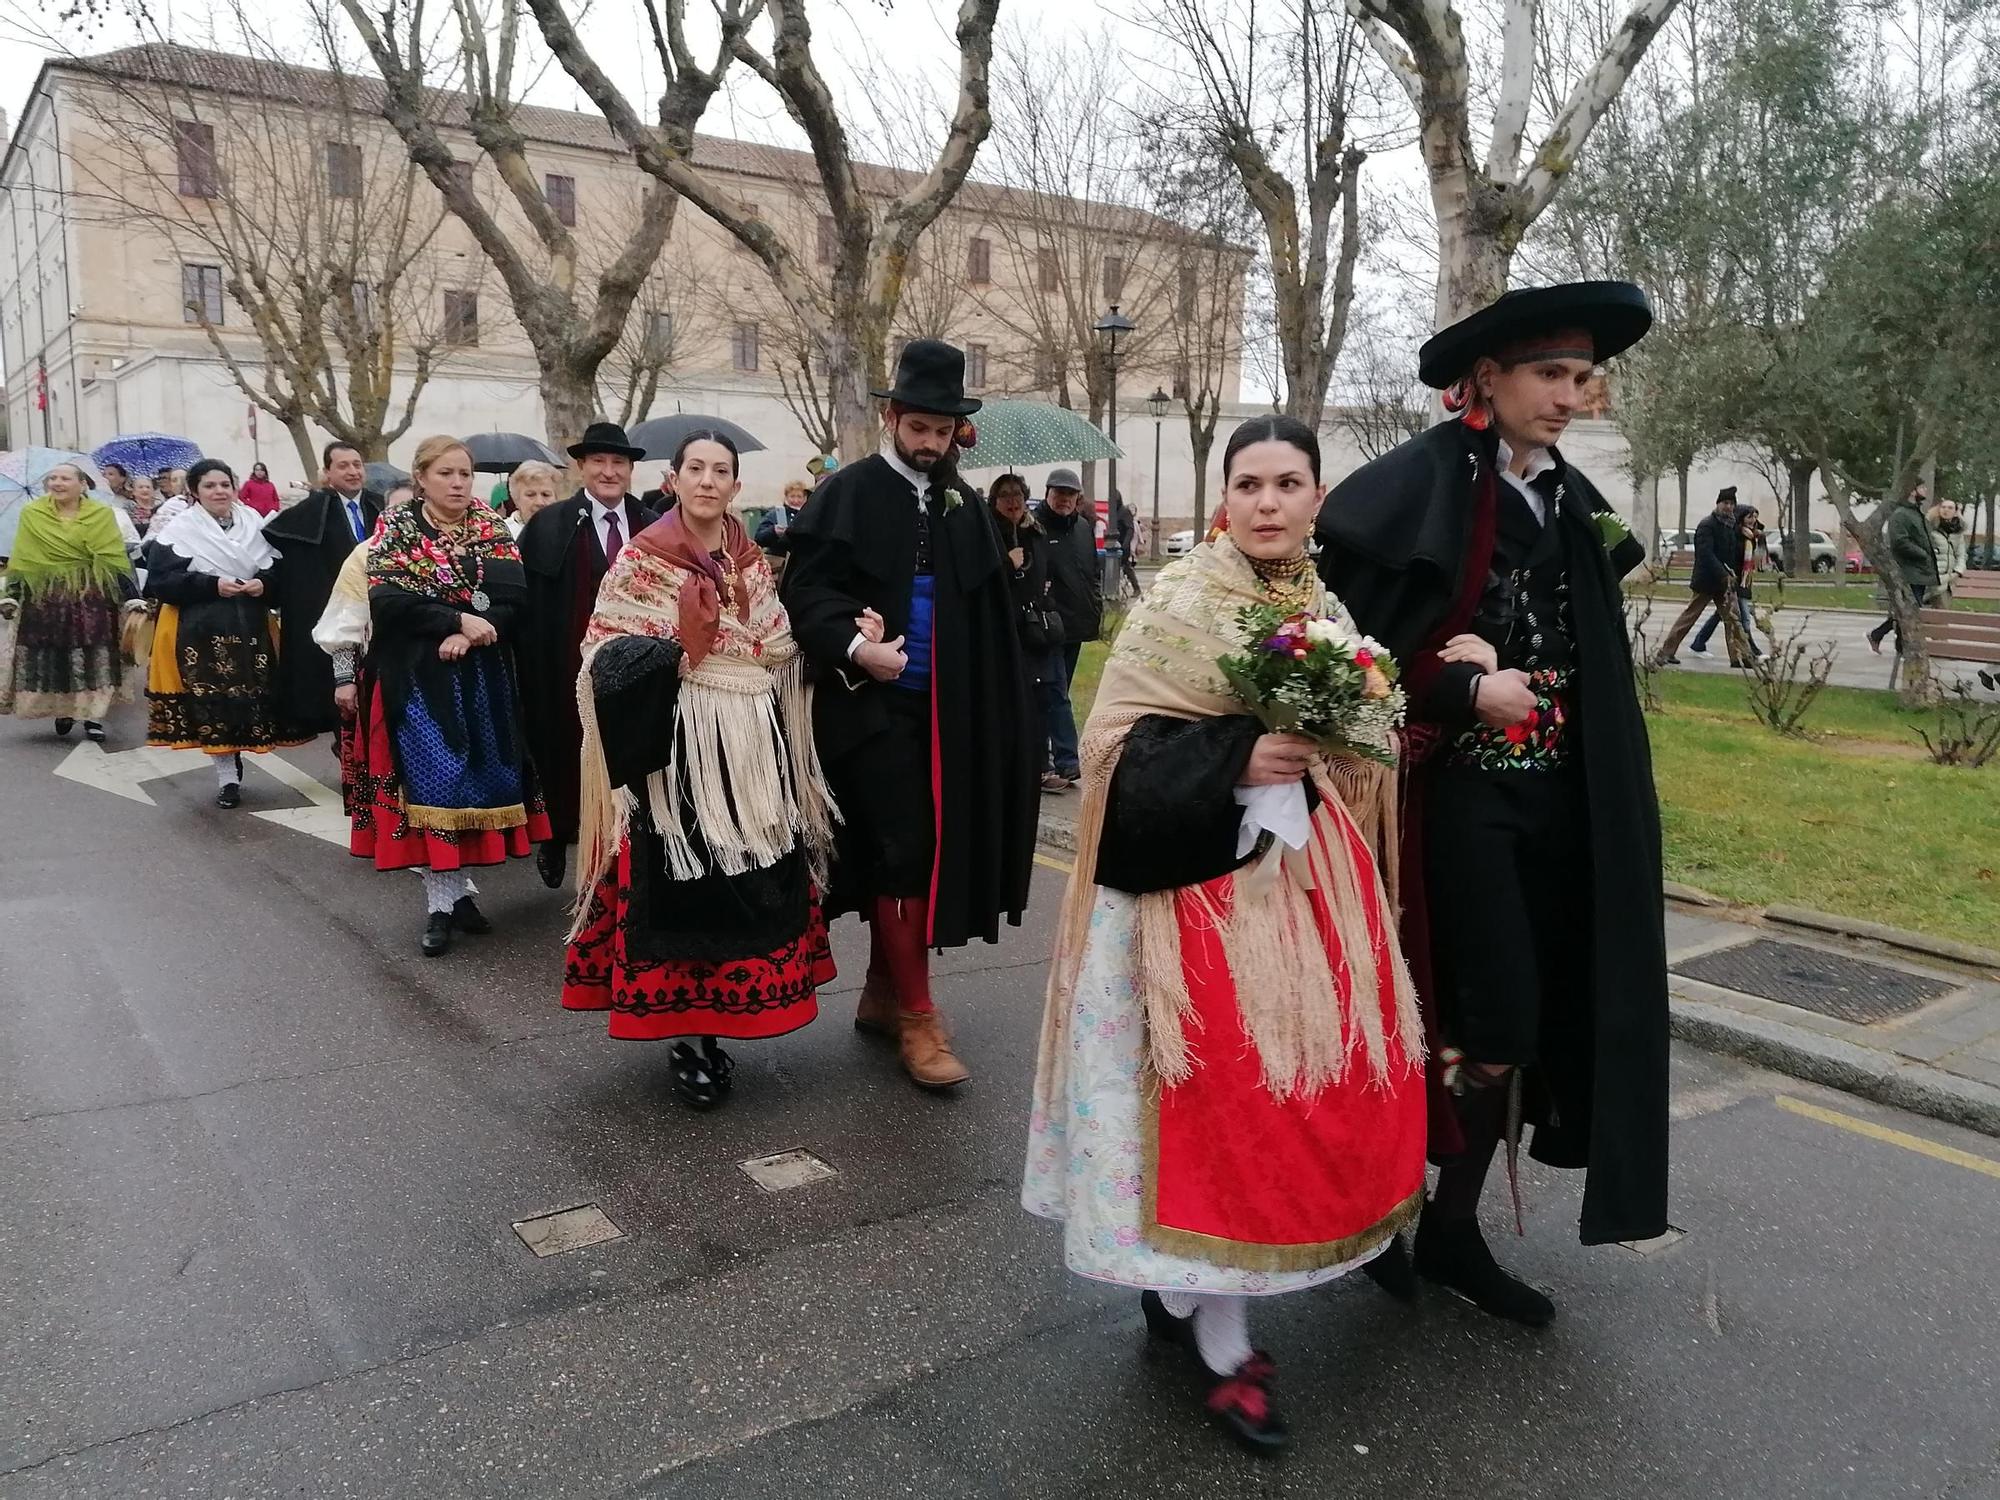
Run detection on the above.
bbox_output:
[1889,572,2000,687]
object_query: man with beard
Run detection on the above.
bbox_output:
[1316,282,1669,1325]
[266,441,382,740]
[780,340,1038,1088]
[517,422,660,888]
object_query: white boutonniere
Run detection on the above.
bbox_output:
[942,487,965,513]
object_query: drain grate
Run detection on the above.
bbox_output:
[1672,938,1957,1023]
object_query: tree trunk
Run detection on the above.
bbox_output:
[540,363,598,462]
[286,419,318,481]
[1675,464,1690,575]
[1632,471,1659,562]
[1190,420,1215,539]
[1787,460,1813,579]
[1433,194,1515,326]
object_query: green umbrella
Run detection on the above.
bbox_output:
[961,400,1122,468]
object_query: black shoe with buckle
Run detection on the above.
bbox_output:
[535,841,567,890]
[83,721,107,743]
[1206,1352,1291,1456]
[669,1039,733,1109]
[421,912,453,958]
[451,895,492,934]
[216,783,242,809]
[53,717,74,738]
[1413,1209,1556,1326]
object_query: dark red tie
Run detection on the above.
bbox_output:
[604,510,623,566]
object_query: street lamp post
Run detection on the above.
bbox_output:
[1093,304,1137,564]
[1146,386,1170,561]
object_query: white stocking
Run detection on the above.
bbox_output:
[421,868,470,914]
[210,752,239,789]
[1157,1290,1253,1376]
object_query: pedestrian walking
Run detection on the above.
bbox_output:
[122,473,161,537]
[1026,416,1425,1455]
[1655,487,1739,664]
[238,462,281,518]
[754,479,813,557]
[561,432,839,1110]
[0,461,142,742]
[517,421,660,890]
[1929,498,1969,600]
[142,459,302,804]
[100,462,131,503]
[1319,280,1670,1318]
[780,339,1038,1090]
[988,472,1061,791]
[355,435,549,957]
[500,459,561,538]
[1869,484,1940,653]
[263,442,383,741]
[1034,466,1100,791]
[1106,485,1143,599]
[312,482,415,825]
[1689,503,1764,665]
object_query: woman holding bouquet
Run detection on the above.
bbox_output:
[1023,414,1425,1456]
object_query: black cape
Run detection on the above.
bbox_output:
[1316,420,1668,1246]
[264,487,381,735]
[517,491,658,843]
[781,454,1037,948]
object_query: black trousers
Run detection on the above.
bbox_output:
[1423,767,1593,1066]
[830,686,936,900]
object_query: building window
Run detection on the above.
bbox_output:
[967,235,991,285]
[181,262,224,325]
[444,290,479,346]
[545,173,576,227]
[966,341,989,390]
[644,312,673,361]
[325,141,362,200]
[1102,254,1125,301]
[816,213,837,266]
[731,321,760,372]
[1037,246,1059,294]
[449,158,475,192]
[175,120,218,199]
[1178,262,1198,321]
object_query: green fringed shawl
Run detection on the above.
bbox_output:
[6,497,132,602]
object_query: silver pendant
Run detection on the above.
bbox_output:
[470,589,490,611]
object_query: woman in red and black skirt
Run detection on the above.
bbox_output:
[563,431,839,1109]
[358,435,549,957]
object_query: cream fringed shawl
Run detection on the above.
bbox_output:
[568,542,838,937]
[1034,537,1423,1101]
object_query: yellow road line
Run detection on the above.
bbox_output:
[1034,853,1075,875]
[1776,1095,2000,1180]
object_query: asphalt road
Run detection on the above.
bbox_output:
[3,703,1998,1499]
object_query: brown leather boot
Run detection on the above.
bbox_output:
[898,1008,970,1088]
[853,967,897,1039]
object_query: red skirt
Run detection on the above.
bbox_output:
[1149,813,1427,1264]
[348,681,549,872]
[561,841,835,1042]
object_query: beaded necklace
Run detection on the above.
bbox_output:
[1245,546,1318,614]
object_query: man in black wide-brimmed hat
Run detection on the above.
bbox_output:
[780,339,1037,1089]
[1316,282,1669,1324]
[517,421,659,887]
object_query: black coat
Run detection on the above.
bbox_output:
[1317,420,1668,1247]
[1036,502,1101,644]
[755,503,806,556]
[516,491,658,842]
[1689,507,1742,596]
[263,487,381,734]
[781,454,1037,947]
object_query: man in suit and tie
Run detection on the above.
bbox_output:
[265,440,384,740]
[517,421,660,888]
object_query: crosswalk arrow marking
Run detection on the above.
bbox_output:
[51,742,212,805]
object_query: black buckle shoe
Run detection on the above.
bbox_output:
[53,717,74,738]
[1206,1352,1291,1456]
[421,912,453,958]
[216,783,242,809]
[83,721,107,743]
[669,1040,733,1109]
[1413,1212,1556,1326]
[451,895,492,934]
[535,841,566,890]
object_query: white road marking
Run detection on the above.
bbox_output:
[54,742,348,846]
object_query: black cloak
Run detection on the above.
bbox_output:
[516,491,657,843]
[780,453,1037,948]
[264,487,381,735]
[1316,420,1668,1246]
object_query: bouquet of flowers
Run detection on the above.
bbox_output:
[1216,603,1406,764]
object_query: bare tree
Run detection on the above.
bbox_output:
[1346,0,1683,323]
[333,0,746,449]
[597,260,706,428]
[64,40,452,468]
[524,0,1002,459]
[1154,0,1368,425]
[1333,291,1431,461]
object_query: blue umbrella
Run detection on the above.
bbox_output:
[92,432,204,477]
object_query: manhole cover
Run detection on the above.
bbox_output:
[1672,939,1957,1023]
[739,1148,838,1192]
[512,1204,623,1257]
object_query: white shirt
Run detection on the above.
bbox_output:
[587,495,629,560]
[332,489,369,542]
[1496,439,1556,525]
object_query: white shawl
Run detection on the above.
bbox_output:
[152,500,280,579]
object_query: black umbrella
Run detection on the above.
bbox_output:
[365,461,410,493]
[627,414,766,462]
[465,432,563,473]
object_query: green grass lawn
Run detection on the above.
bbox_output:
[1627,578,2000,613]
[1066,642,1999,942]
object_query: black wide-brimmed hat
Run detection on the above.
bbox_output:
[1418,281,1653,389]
[872,338,982,416]
[566,421,646,461]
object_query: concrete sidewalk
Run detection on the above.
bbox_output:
[1035,801,2000,1137]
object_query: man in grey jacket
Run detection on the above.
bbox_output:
[1868,484,1940,654]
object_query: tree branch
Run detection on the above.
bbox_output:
[1520,0,1682,217]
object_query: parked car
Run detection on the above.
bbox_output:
[1766,529,1839,573]
[1846,550,1874,574]
[1165,528,1196,556]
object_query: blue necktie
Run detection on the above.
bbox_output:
[347,499,364,541]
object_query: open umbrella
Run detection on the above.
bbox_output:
[957,400,1121,469]
[365,461,410,495]
[92,432,203,477]
[627,414,766,462]
[464,432,562,473]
